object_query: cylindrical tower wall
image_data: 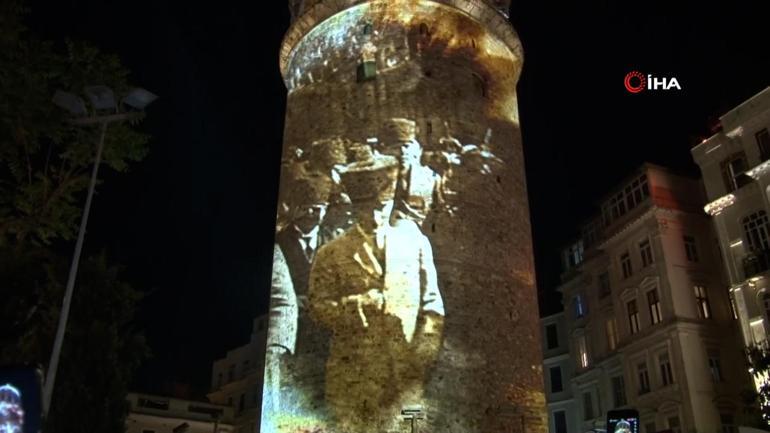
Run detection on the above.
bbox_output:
[263,1,545,432]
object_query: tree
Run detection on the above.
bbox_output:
[0,2,152,432]
[747,342,770,428]
[0,0,149,247]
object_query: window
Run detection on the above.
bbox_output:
[659,352,674,386]
[611,376,627,407]
[721,414,737,433]
[694,285,711,319]
[228,364,235,382]
[472,73,488,98]
[550,366,563,393]
[553,410,567,433]
[598,272,611,298]
[565,241,585,269]
[757,128,770,161]
[583,391,594,420]
[647,289,662,325]
[621,252,633,279]
[637,362,650,394]
[577,335,589,368]
[683,235,699,262]
[244,359,250,374]
[667,416,681,433]
[217,372,223,387]
[743,211,770,252]
[645,422,656,433]
[606,317,618,351]
[574,294,586,318]
[640,239,654,267]
[763,292,770,321]
[709,353,723,383]
[227,396,233,406]
[628,300,640,334]
[546,324,559,350]
[721,152,750,192]
[601,174,649,225]
[239,393,245,413]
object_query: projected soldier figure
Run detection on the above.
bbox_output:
[377,118,441,227]
[308,147,445,433]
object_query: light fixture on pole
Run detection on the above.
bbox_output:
[43,86,157,415]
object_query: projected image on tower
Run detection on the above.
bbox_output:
[262,1,545,433]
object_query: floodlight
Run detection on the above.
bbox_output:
[52,91,87,116]
[122,87,158,110]
[84,85,117,110]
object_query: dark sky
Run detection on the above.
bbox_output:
[25,0,770,397]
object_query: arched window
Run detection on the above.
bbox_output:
[743,210,770,252]
[472,73,488,98]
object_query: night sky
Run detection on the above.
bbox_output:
[25,0,770,398]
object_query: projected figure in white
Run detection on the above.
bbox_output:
[307,147,445,433]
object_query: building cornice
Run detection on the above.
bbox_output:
[747,160,770,180]
[704,193,736,216]
[597,206,657,249]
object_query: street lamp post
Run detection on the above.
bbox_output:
[43,87,157,414]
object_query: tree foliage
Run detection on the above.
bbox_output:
[0,0,149,246]
[0,2,152,432]
[747,342,770,427]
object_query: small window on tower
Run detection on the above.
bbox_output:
[363,22,373,36]
[472,73,488,98]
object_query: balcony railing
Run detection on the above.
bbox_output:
[743,250,770,279]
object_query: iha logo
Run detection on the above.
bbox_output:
[624,70,682,93]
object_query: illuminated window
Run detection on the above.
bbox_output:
[647,289,662,325]
[659,352,674,386]
[598,272,611,299]
[742,211,770,252]
[637,362,651,394]
[708,352,723,383]
[574,294,586,318]
[694,285,711,319]
[621,252,633,279]
[611,376,626,407]
[757,128,770,161]
[549,366,563,393]
[546,324,559,350]
[627,300,640,334]
[640,239,654,267]
[684,235,699,262]
[606,317,618,351]
[583,392,594,420]
[577,335,589,368]
[721,152,750,192]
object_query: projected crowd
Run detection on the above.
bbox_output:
[262,118,504,433]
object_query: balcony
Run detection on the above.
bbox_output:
[743,250,770,279]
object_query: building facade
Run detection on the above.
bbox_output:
[262,1,545,432]
[126,392,234,433]
[208,316,267,433]
[541,312,580,433]
[556,164,750,433]
[691,87,770,354]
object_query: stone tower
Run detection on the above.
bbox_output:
[262,1,545,432]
